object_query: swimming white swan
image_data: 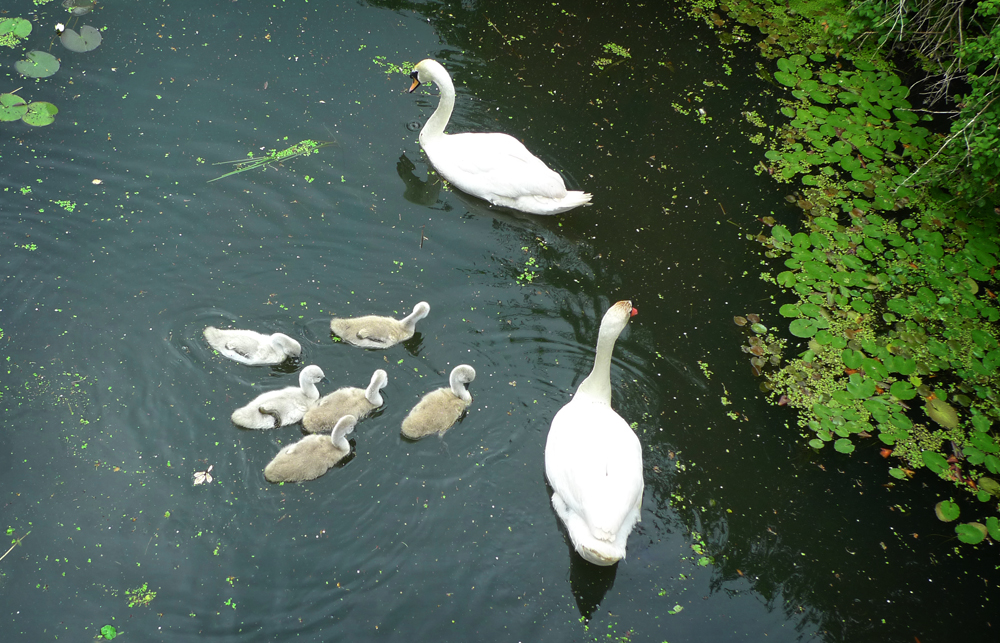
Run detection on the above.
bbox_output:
[401,364,475,439]
[264,415,357,482]
[330,301,430,349]
[231,365,324,429]
[544,300,643,566]
[204,326,302,365]
[302,369,388,434]
[408,59,591,215]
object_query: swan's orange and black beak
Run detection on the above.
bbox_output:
[408,70,421,93]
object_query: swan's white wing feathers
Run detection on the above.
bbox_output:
[429,133,568,200]
[224,334,264,361]
[545,402,643,542]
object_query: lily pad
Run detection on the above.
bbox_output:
[955,522,987,544]
[924,397,958,429]
[987,516,1000,540]
[14,50,60,78]
[978,477,1000,497]
[0,17,33,38]
[789,318,818,338]
[0,93,28,122]
[21,102,58,127]
[60,25,103,52]
[934,499,959,522]
[100,624,117,640]
[834,438,855,454]
[63,0,97,16]
[921,450,948,474]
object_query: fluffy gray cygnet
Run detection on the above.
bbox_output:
[302,369,388,434]
[264,415,357,483]
[204,326,301,365]
[231,365,324,429]
[400,364,475,440]
[329,301,430,349]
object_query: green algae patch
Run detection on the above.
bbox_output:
[209,139,335,182]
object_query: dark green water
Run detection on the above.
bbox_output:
[1,0,995,641]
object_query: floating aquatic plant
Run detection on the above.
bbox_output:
[208,139,335,182]
[59,24,102,52]
[0,17,32,48]
[62,0,96,16]
[14,50,60,78]
[0,92,58,126]
[751,47,1000,542]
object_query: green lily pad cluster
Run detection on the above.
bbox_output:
[0,17,32,48]
[735,313,785,378]
[753,50,1000,537]
[934,499,1000,545]
[765,54,934,203]
[0,92,58,126]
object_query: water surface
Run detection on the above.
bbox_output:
[1,1,995,641]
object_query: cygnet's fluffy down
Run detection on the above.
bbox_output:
[330,301,430,349]
[264,415,357,483]
[302,369,388,434]
[231,365,324,429]
[204,326,301,365]
[401,365,475,440]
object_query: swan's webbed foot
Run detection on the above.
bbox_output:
[259,406,281,428]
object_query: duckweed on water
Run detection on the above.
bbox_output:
[124,582,156,608]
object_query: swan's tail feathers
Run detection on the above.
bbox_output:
[547,191,592,214]
[577,541,626,566]
[505,191,593,215]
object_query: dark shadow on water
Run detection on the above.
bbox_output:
[569,553,618,622]
[400,332,424,357]
[270,357,302,375]
[543,479,619,619]
[397,152,442,206]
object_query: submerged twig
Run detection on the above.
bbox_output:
[0,531,31,564]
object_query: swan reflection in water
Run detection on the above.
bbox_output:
[397,152,443,207]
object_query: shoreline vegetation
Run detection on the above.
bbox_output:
[686,0,1000,543]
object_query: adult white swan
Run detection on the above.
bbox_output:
[544,300,643,566]
[407,59,591,215]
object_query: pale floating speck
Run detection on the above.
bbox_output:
[193,464,214,485]
[92,179,103,184]
[60,25,102,53]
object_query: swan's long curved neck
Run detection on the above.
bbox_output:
[365,376,384,406]
[300,377,320,400]
[574,329,619,405]
[421,69,455,142]
[331,418,355,450]
[401,311,421,330]
[450,375,472,403]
